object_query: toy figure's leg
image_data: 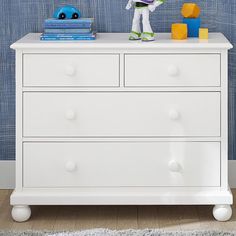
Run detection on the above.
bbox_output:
[142,8,153,33]
[129,8,142,40]
[141,8,155,41]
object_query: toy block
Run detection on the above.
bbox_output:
[199,28,209,39]
[171,23,188,40]
[183,17,201,37]
[181,3,201,18]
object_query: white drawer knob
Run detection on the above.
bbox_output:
[168,65,179,77]
[65,161,77,172]
[169,110,180,121]
[65,65,76,76]
[65,110,76,120]
[168,160,181,172]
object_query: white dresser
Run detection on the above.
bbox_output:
[11,33,233,222]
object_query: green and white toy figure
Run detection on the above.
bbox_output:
[126,0,165,41]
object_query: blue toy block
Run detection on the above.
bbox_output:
[183,17,201,37]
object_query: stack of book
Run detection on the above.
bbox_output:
[41,18,96,41]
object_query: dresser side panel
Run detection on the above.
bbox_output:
[15,50,23,191]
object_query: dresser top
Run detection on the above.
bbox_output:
[11,33,233,50]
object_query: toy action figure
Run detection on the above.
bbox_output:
[126,0,165,41]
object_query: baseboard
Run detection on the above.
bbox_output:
[1,161,236,189]
[0,161,15,189]
[229,160,236,188]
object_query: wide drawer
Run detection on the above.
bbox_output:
[125,54,220,87]
[23,92,220,137]
[23,142,221,188]
[23,54,120,87]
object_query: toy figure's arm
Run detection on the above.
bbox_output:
[148,0,166,12]
[126,0,134,10]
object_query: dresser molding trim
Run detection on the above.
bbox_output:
[11,33,233,50]
[10,188,232,205]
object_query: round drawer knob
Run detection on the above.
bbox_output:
[65,65,76,76]
[168,65,179,77]
[65,110,76,120]
[65,161,77,172]
[169,110,180,121]
[168,160,181,172]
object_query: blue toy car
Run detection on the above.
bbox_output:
[53,5,81,20]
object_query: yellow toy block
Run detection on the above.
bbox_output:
[199,28,209,39]
[171,23,188,40]
[181,3,201,18]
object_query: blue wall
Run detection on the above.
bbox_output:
[0,0,235,160]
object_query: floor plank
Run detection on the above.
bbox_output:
[31,206,58,231]
[197,205,216,230]
[178,206,201,231]
[157,206,182,231]
[0,190,14,230]
[0,190,9,203]
[137,206,159,229]
[53,205,78,231]
[117,206,138,230]
[74,206,99,230]
[96,206,117,230]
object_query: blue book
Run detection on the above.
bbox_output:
[44,18,94,29]
[44,28,92,34]
[44,24,92,29]
[45,18,94,24]
[40,36,96,41]
[40,32,96,41]
[42,33,95,38]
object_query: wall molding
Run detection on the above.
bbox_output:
[1,160,236,189]
[229,160,236,188]
[0,161,15,189]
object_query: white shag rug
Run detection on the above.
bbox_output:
[1,229,236,236]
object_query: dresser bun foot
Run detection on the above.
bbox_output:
[213,204,232,222]
[11,205,31,222]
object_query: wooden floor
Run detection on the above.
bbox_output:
[1,190,236,231]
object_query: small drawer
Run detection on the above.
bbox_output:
[125,54,220,87]
[23,142,220,188]
[23,54,120,87]
[23,92,220,137]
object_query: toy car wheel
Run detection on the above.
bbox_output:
[59,13,66,19]
[72,13,79,19]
